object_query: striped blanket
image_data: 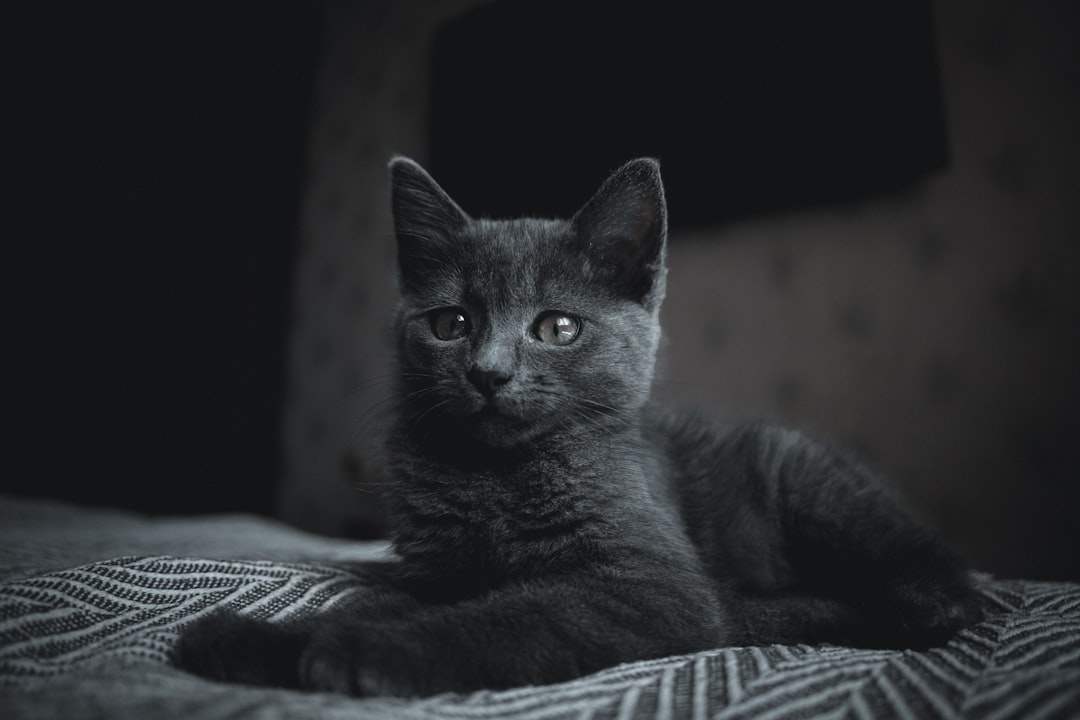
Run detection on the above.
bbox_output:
[2,495,1078,719]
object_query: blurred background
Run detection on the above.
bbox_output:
[9,0,1079,581]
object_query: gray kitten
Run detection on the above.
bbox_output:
[177,157,982,697]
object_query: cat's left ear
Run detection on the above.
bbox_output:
[571,158,668,308]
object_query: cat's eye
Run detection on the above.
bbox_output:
[534,313,580,346]
[431,308,471,341]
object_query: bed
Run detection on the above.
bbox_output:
[2,494,1078,719]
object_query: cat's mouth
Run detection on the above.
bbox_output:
[471,400,525,425]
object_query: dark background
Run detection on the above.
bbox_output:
[429,0,947,226]
[11,4,322,515]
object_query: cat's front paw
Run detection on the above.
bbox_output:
[871,575,985,649]
[175,610,307,688]
[300,625,419,697]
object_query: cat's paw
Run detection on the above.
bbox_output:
[299,625,419,697]
[174,610,306,688]
[300,631,379,696]
[869,575,985,649]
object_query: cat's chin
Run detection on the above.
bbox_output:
[465,407,548,448]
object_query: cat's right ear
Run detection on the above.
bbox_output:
[571,158,668,308]
[389,156,470,289]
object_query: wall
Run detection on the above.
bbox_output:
[280,0,1080,578]
[9,4,320,517]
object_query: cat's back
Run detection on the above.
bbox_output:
[640,402,746,527]
[643,402,796,588]
[643,402,741,480]
[643,401,808,500]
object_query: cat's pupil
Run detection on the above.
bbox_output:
[432,308,470,341]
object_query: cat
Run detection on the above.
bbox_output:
[176,156,983,697]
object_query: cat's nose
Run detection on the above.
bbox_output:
[467,367,512,397]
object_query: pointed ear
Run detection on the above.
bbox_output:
[571,158,668,307]
[389,156,470,290]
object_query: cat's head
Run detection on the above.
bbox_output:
[390,156,667,448]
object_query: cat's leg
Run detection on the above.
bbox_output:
[726,422,984,648]
[177,562,723,696]
[175,608,315,688]
[298,571,726,697]
[175,560,420,687]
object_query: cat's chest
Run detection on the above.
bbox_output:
[423,465,579,534]
[394,459,599,575]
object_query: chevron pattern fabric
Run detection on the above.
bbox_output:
[1,497,1078,720]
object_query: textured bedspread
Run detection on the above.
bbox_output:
[2,495,1078,719]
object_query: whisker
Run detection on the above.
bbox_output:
[411,397,456,429]
[337,372,402,401]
